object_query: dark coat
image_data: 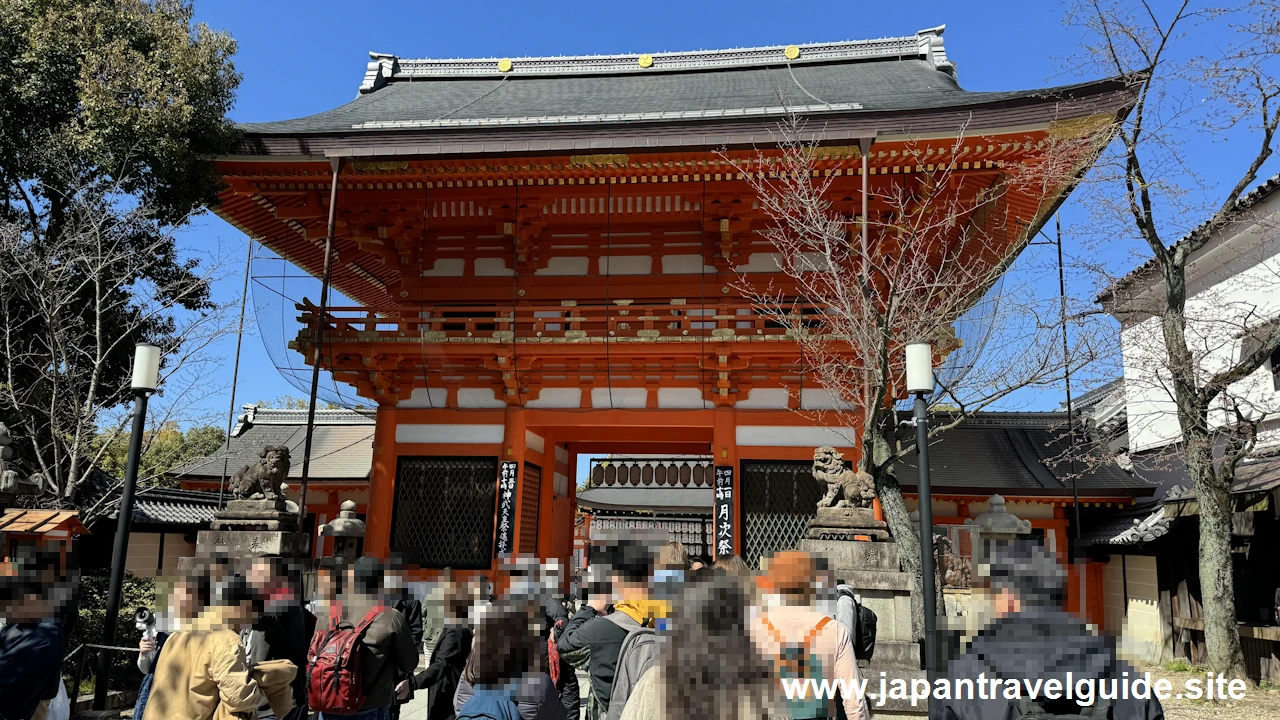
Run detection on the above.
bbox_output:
[413,624,474,720]
[255,602,311,707]
[556,606,628,711]
[930,608,1164,720]
[542,597,580,719]
[0,621,63,720]
[394,594,425,652]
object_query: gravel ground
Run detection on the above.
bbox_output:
[1142,665,1280,720]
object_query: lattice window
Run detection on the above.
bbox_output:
[520,462,542,554]
[741,460,823,569]
[392,456,498,569]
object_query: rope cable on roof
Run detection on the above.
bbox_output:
[785,63,833,107]
[435,77,509,122]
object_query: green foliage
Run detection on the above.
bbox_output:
[0,0,241,224]
[1163,659,1198,673]
[65,571,156,692]
[95,422,226,487]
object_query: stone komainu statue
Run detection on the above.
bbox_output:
[228,445,291,501]
[0,423,43,496]
[812,446,876,509]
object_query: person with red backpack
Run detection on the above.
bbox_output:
[309,558,419,720]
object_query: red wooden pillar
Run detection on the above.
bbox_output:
[536,427,557,559]
[365,405,398,557]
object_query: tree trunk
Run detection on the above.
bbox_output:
[872,424,924,642]
[1160,259,1248,680]
[1186,431,1249,679]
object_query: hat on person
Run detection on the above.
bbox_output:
[757,550,814,596]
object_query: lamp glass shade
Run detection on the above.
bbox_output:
[904,342,934,394]
[131,343,161,391]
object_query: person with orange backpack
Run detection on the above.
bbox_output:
[308,558,419,720]
[749,551,869,720]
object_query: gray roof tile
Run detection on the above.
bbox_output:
[105,487,221,527]
[169,408,374,482]
[237,29,1098,136]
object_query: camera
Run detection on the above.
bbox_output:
[135,607,157,638]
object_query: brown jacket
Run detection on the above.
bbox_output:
[340,603,420,710]
[142,610,266,720]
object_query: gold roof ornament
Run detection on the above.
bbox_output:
[638,54,654,69]
[498,58,513,73]
[784,45,801,61]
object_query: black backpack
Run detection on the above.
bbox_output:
[837,586,877,662]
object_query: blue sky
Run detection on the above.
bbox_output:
[179,1,1278,448]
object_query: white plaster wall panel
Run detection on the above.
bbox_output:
[474,258,515,276]
[554,472,569,497]
[735,253,782,273]
[657,387,706,408]
[1102,559,1125,634]
[555,445,570,465]
[125,533,162,578]
[397,387,449,408]
[524,430,546,455]
[1121,250,1280,451]
[661,254,717,274]
[536,256,591,276]
[591,387,647,408]
[525,388,583,408]
[1117,555,1163,663]
[800,388,853,410]
[420,258,465,277]
[734,388,790,409]
[736,425,857,447]
[455,388,508,408]
[395,423,505,444]
[598,255,652,275]
[1119,196,1280,452]
[1003,501,1055,519]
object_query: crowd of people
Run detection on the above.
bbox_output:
[0,536,1168,720]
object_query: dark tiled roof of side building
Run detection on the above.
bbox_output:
[167,405,375,483]
[895,412,1154,495]
[237,27,1124,136]
[103,487,221,527]
[1097,172,1280,304]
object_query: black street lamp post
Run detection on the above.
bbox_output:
[92,343,160,710]
[905,341,938,689]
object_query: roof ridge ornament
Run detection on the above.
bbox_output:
[367,32,947,82]
[916,25,956,76]
[360,52,399,94]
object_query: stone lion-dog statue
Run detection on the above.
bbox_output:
[812,446,876,509]
[228,445,291,501]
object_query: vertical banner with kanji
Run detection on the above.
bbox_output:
[713,465,735,559]
[496,461,519,556]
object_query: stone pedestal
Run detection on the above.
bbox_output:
[177,498,310,571]
[798,536,919,670]
[193,529,311,559]
[804,506,891,542]
[210,499,298,532]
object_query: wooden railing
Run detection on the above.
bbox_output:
[295,299,825,344]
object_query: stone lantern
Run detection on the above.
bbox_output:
[965,494,1032,541]
[319,500,365,559]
